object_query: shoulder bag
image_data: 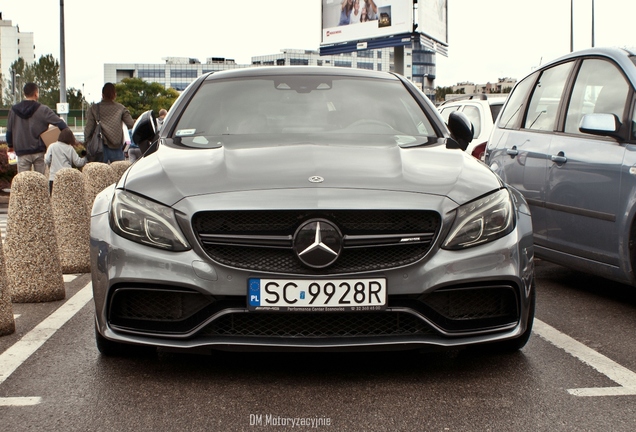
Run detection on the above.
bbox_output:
[86,104,104,162]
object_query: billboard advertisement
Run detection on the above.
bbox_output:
[321,0,414,47]
[417,0,448,46]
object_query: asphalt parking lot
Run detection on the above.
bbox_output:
[0,202,635,430]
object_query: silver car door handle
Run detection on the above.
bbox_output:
[506,146,519,157]
[550,152,567,164]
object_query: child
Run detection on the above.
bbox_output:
[44,128,87,194]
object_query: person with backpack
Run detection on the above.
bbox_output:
[84,83,134,163]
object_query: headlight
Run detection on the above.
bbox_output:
[109,190,190,251]
[442,189,514,250]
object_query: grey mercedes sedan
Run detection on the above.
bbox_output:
[91,67,535,356]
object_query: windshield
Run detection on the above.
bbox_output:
[173,75,436,147]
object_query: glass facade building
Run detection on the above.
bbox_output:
[105,43,438,101]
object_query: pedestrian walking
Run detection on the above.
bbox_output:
[44,128,87,194]
[6,82,68,174]
[84,83,135,164]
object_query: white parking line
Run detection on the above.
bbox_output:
[0,397,42,406]
[63,274,79,283]
[0,282,93,406]
[533,319,636,396]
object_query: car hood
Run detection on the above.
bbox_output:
[123,135,502,207]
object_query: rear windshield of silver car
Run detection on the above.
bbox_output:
[173,75,436,147]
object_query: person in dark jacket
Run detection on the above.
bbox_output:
[6,82,68,174]
[84,83,135,163]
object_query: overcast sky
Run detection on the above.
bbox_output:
[2,0,636,103]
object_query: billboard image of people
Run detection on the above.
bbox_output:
[321,0,413,46]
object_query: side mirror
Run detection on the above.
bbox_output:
[447,111,474,151]
[579,113,622,140]
[131,110,158,155]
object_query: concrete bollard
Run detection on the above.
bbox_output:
[51,168,91,274]
[82,162,117,215]
[4,171,65,303]
[110,160,132,181]
[0,242,15,336]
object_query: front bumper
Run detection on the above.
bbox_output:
[92,227,534,351]
[91,184,535,352]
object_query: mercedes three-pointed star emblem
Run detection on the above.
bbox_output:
[293,219,343,268]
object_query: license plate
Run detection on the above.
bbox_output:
[248,278,387,311]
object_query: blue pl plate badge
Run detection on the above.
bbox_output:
[249,279,261,307]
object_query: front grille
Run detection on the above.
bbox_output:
[200,311,435,338]
[192,210,440,274]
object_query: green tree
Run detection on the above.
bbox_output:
[66,87,84,109]
[2,55,60,108]
[2,58,32,107]
[435,86,455,102]
[114,78,179,118]
[31,54,60,108]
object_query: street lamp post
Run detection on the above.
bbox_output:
[591,0,595,47]
[81,83,85,130]
[570,0,574,52]
[59,0,67,122]
[15,74,21,102]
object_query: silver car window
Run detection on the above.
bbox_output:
[564,59,630,135]
[497,72,537,130]
[523,61,573,131]
[174,76,435,145]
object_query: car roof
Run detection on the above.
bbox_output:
[538,46,636,83]
[203,66,400,81]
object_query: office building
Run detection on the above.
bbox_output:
[104,44,439,101]
[0,13,35,91]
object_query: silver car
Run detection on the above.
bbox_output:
[91,67,535,355]
[486,47,636,287]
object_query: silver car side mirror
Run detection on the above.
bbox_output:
[579,113,622,139]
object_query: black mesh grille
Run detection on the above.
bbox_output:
[419,286,519,331]
[107,285,520,337]
[200,311,435,338]
[111,289,212,321]
[109,288,217,333]
[192,210,440,274]
[206,243,431,274]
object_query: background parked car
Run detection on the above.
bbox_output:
[485,46,636,287]
[438,94,507,160]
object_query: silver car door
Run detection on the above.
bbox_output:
[545,58,630,265]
